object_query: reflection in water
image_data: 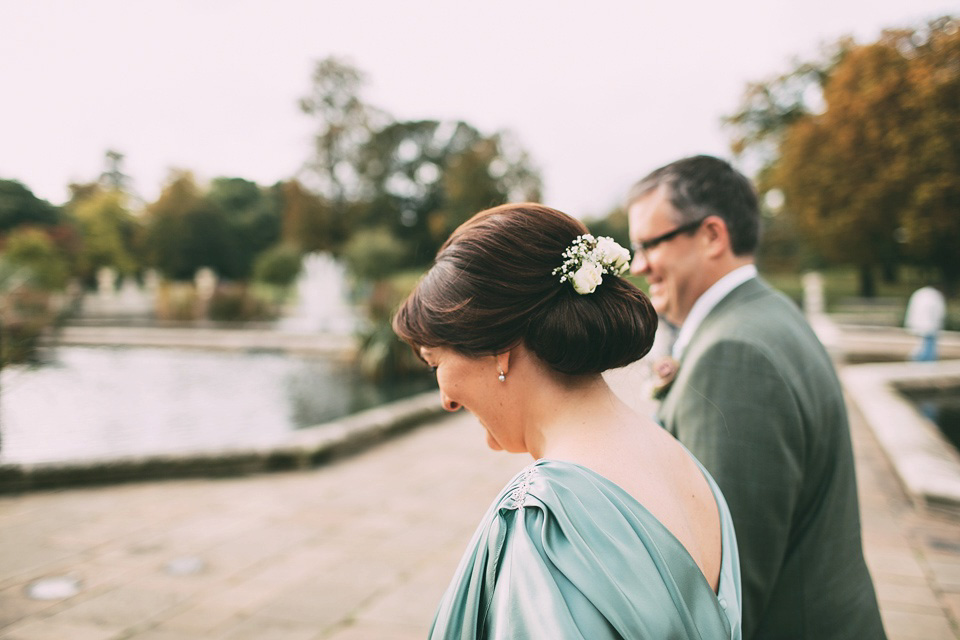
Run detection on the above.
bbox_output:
[904,389,960,452]
[284,358,436,427]
[0,346,435,465]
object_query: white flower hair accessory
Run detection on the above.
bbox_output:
[552,234,631,295]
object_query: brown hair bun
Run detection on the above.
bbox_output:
[393,203,657,375]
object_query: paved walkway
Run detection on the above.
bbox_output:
[1,394,959,639]
[848,396,960,639]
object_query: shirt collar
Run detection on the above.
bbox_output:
[671,264,758,360]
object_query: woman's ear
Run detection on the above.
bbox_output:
[496,350,511,377]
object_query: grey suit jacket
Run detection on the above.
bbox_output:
[658,277,885,640]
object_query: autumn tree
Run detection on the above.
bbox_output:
[727,16,960,294]
[278,179,337,252]
[894,19,960,288]
[725,43,848,176]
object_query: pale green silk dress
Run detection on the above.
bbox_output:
[430,457,742,639]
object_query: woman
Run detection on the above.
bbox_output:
[393,204,741,639]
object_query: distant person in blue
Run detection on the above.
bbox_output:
[394,203,742,639]
[905,285,947,361]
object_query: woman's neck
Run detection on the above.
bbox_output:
[522,376,640,461]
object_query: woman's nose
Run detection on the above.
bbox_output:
[441,392,461,412]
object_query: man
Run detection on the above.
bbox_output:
[627,155,885,639]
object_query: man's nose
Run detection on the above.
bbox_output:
[630,250,649,276]
[441,391,461,412]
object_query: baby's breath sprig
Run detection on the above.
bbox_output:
[552,234,631,295]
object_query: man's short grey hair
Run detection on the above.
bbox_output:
[628,155,761,256]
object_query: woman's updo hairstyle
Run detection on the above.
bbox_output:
[392,203,657,375]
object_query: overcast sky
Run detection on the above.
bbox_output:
[1,1,954,218]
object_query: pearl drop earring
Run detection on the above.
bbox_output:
[498,370,506,382]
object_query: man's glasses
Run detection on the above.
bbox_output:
[631,218,707,258]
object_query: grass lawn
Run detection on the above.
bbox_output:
[629,267,958,331]
[761,267,960,331]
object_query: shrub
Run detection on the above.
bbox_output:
[2,228,69,290]
[253,244,302,288]
[342,227,408,281]
[208,284,274,322]
[356,272,428,381]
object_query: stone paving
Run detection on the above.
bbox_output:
[849,394,960,640]
[0,414,526,640]
[1,391,959,639]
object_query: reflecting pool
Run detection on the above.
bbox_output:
[0,346,436,465]
[903,388,960,452]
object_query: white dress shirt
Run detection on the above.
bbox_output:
[672,264,758,360]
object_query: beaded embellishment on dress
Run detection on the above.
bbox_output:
[509,466,539,509]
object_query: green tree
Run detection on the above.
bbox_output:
[296,58,541,269]
[64,151,142,284]
[142,171,241,281]
[0,180,61,232]
[99,149,132,193]
[207,177,282,278]
[432,130,541,251]
[299,57,386,236]
[584,206,629,249]
[727,16,960,293]
[355,120,541,264]
[294,60,544,380]
[69,189,140,283]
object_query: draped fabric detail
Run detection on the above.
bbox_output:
[430,458,742,640]
[508,466,538,509]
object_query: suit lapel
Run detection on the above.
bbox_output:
[656,277,772,428]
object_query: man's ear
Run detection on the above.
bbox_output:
[701,216,731,259]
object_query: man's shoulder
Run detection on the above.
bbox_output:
[698,280,811,346]
[680,280,837,392]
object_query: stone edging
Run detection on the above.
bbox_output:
[45,325,356,356]
[0,390,445,493]
[841,360,960,513]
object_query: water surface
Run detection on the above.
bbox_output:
[903,388,960,452]
[0,346,435,465]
